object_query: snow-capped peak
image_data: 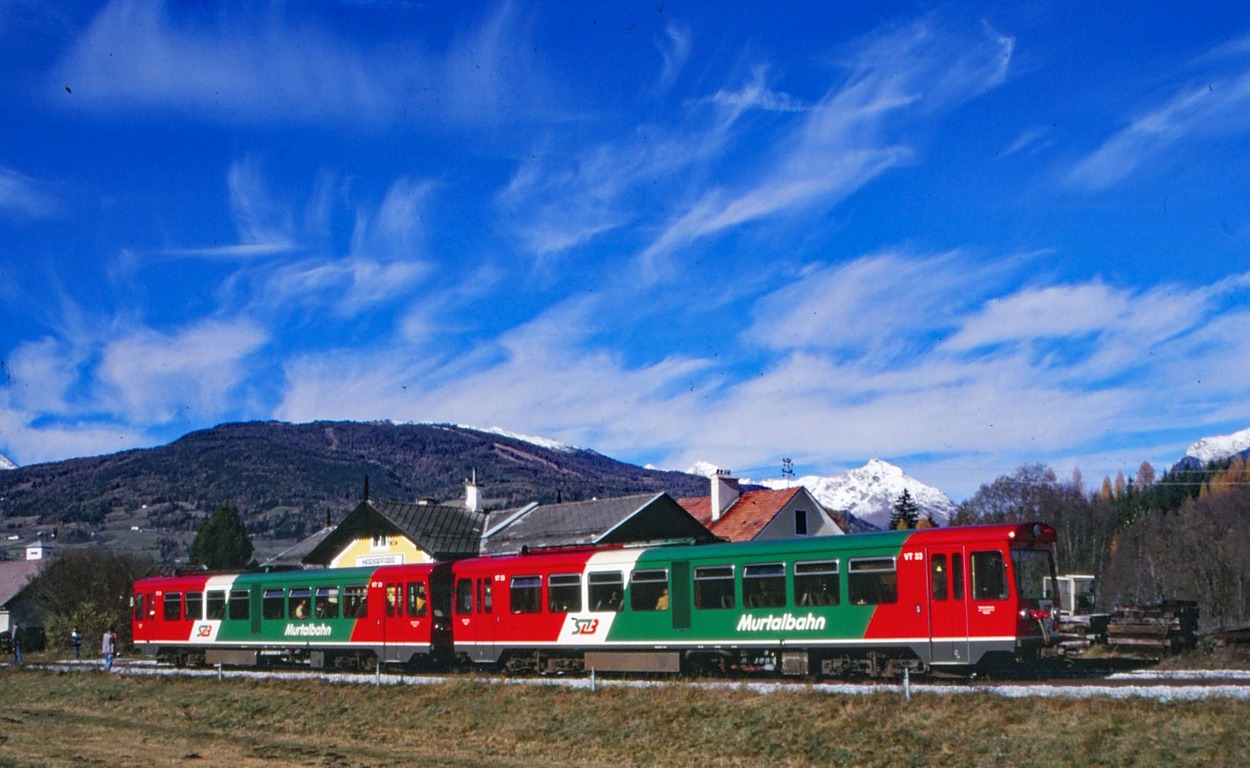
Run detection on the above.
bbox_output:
[1185,426,1250,466]
[0,453,15,471]
[686,460,722,478]
[752,459,955,530]
[457,425,580,453]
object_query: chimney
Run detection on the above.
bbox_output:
[710,469,739,522]
[465,469,484,513]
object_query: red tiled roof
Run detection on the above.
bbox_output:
[677,487,803,542]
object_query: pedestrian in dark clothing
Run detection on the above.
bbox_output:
[11,623,22,667]
[71,627,83,659]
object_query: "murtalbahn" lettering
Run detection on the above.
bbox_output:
[284,623,333,637]
[735,613,827,632]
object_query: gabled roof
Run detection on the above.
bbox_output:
[304,499,486,565]
[261,526,336,569]
[0,559,45,608]
[481,492,720,555]
[679,486,807,542]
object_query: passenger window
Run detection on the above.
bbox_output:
[407,582,428,617]
[548,574,581,613]
[794,560,840,606]
[455,578,474,615]
[481,579,493,614]
[134,593,147,621]
[164,592,182,621]
[316,586,339,619]
[589,572,624,612]
[229,589,250,621]
[694,565,735,610]
[511,576,542,614]
[206,590,227,620]
[386,584,400,617]
[848,557,898,605]
[630,569,669,612]
[971,551,1008,600]
[185,591,204,621]
[263,589,285,620]
[931,554,948,601]
[344,585,368,617]
[289,587,312,619]
[952,553,965,600]
[743,563,786,608]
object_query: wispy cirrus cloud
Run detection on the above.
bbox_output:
[1066,37,1250,191]
[50,0,556,126]
[0,166,59,219]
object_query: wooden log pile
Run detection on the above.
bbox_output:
[1105,600,1199,658]
[1052,612,1110,656]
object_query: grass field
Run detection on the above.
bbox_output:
[2,668,1249,767]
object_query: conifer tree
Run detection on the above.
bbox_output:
[890,489,921,530]
[189,503,254,570]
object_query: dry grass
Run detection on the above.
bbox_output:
[1,669,1248,767]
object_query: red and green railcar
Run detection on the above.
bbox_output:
[132,563,453,669]
[449,522,1059,676]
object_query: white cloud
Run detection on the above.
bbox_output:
[0,166,58,219]
[50,0,555,126]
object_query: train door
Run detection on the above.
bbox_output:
[380,580,407,663]
[455,572,496,663]
[927,547,970,664]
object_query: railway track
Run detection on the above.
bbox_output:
[16,658,1250,700]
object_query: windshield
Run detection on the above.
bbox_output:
[1012,549,1055,602]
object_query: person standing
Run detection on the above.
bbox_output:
[10,623,22,667]
[71,627,83,659]
[101,627,115,672]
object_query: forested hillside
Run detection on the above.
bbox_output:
[0,422,708,555]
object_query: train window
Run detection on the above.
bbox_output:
[1011,550,1053,601]
[630,569,669,612]
[848,558,898,605]
[289,587,312,620]
[510,576,543,614]
[263,589,285,620]
[952,554,964,600]
[694,565,735,610]
[480,579,493,614]
[455,579,474,615]
[386,584,401,617]
[548,574,581,613]
[316,586,340,619]
[931,554,948,601]
[163,592,182,621]
[794,560,840,606]
[743,563,786,608]
[407,582,428,617]
[134,594,147,622]
[971,551,1008,601]
[185,591,204,621]
[589,572,624,612]
[229,589,250,621]
[344,585,368,618]
[206,590,227,620]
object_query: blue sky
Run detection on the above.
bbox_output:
[3,1,1250,500]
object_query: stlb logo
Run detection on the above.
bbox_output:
[197,624,212,638]
[570,618,599,636]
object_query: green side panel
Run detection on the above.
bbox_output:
[605,532,913,645]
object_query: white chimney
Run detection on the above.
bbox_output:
[710,469,739,522]
[465,469,484,513]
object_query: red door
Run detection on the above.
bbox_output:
[380,580,408,663]
[455,573,496,663]
[927,547,970,665]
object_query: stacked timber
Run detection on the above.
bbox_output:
[1105,601,1199,658]
[1053,612,1110,656]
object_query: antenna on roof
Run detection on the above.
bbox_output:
[782,458,794,489]
[363,474,370,502]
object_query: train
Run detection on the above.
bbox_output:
[131,522,1059,677]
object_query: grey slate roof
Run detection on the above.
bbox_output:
[304,499,486,565]
[0,559,45,608]
[480,492,719,555]
[260,526,336,569]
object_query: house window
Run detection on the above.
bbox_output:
[795,509,808,536]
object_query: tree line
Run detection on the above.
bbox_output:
[953,457,1250,630]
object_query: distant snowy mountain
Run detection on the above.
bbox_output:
[690,458,956,530]
[0,453,16,471]
[1183,426,1250,466]
[454,424,581,454]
